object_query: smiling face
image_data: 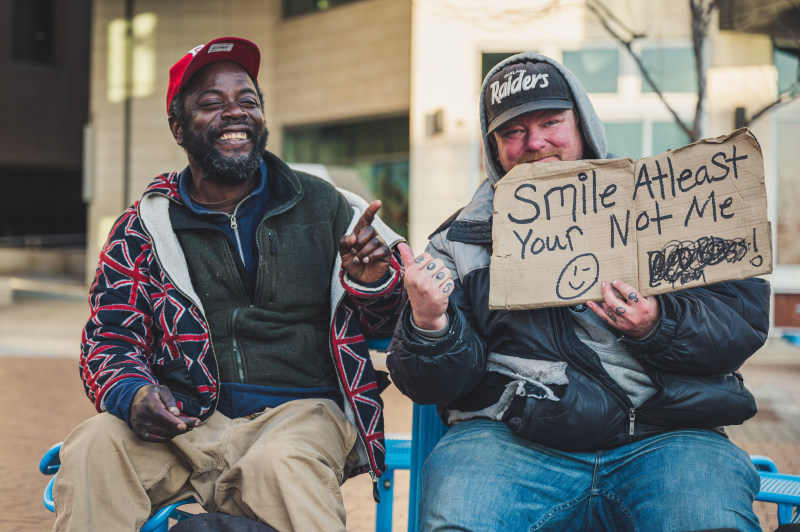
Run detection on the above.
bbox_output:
[170,61,268,186]
[556,253,599,300]
[491,109,584,174]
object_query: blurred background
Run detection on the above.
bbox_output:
[1,0,799,329]
[1,0,799,530]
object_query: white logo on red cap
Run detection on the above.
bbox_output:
[187,44,205,57]
[208,43,234,53]
[490,71,550,106]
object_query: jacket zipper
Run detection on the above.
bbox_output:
[267,231,277,306]
[228,206,245,266]
[555,308,637,442]
[231,308,245,382]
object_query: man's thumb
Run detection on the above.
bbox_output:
[158,386,181,416]
[397,242,415,266]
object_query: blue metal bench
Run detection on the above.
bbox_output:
[37,407,800,530]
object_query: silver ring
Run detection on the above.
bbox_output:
[352,256,361,265]
[143,431,149,439]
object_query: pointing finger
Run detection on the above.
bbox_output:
[352,200,382,237]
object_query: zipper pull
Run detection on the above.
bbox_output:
[230,215,238,230]
[629,409,636,436]
[268,231,277,253]
[372,476,380,503]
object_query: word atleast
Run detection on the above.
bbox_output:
[634,145,748,201]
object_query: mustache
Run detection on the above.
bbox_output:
[519,151,559,163]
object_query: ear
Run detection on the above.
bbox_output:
[169,116,184,146]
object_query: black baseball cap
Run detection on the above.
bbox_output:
[485,60,574,135]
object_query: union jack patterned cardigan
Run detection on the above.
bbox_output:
[80,164,406,484]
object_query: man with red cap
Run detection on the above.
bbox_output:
[53,37,407,531]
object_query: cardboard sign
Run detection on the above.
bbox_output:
[489,128,772,310]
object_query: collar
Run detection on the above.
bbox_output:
[178,159,268,216]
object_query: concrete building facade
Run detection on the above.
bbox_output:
[84,0,800,331]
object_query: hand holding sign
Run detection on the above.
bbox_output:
[398,243,453,331]
[587,279,660,339]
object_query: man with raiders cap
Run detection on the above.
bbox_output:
[388,53,770,531]
[53,37,408,531]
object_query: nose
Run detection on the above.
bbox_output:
[525,129,548,151]
[221,101,248,121]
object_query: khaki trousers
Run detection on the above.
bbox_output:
[52,398,360,532]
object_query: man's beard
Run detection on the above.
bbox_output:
[183,123,269,185]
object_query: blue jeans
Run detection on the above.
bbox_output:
[420,420,760,532]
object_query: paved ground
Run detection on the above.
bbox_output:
[1,276,798,531]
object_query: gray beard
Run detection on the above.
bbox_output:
[183,124,269,185]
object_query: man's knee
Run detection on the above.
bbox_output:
[60,414,133,462]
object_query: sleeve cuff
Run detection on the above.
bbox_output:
[103,379,149,427]
[410,314,450,339]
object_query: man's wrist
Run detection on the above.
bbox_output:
[410,313,449,338]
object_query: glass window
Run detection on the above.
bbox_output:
[652,121,690,155]
[12,0,55,64]
[481,52,522,82]
[604,122,643,159]
[640,47,696,93]
[284,115,410,236]
[563,49,619,93]
[776,120,800,265]
[774,48,799,96]
[283,0,363,18]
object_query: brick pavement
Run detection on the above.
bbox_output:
[1,287,798,532]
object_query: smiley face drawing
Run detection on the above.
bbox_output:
[556,253,600,300]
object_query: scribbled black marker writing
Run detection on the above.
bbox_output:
[647,235,748,288]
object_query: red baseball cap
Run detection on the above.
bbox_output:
[166,37,261,114]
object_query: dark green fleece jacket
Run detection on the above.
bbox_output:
[170,154,351,390]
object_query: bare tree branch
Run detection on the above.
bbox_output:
[689,0,716,140]
[586,0,695,140]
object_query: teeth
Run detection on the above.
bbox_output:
[219,132,248,140]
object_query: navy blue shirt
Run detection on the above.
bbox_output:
[178,160,271,283]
